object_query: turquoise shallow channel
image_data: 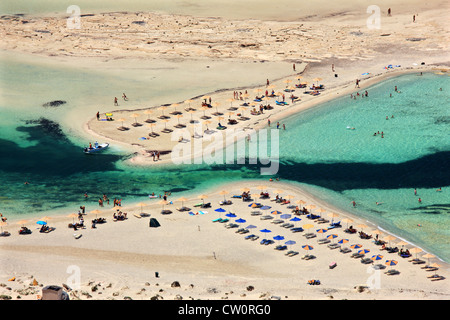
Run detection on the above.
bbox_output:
[0,56,449,262]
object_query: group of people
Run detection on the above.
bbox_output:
[148,150,161,161]
[350,90,369,99]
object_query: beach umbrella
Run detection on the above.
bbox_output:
[250,203,261,208]
[342,218,353,228]
[158,200,168,210]
[316,228,328,239]
[40,216,52,223]
[385,259,398,267]
[226,98,235,108]
[290,217,301,222]
[187,110,196,121]
[328,212,339,222]
[171,103,180,112]
[327,234,338,241]
[158,106,168,117]
[235,218,246,224]
[147,123,156,134]
[257,185,268,191]
[357,224,368,230]
[358,249,370,254]
[296,200,306,205]
[16,219,30,227]
[430,263,440,276]
[175,114,183,125]
[260,228,272,233]
[198,194,208,204]
[302,224,314,230]
[135,203,147,214]
[383,235,396,247]
[260,206,271,210]
[313,77,322,85]
[67,213,78,223]
[302,245,313,251]
[36,220,47,226]
[396,240,409,247]
[161,119,169,129]
[90,209,103,218]
[338,239,349,244]
[130,113,140,124]
[212,102,221,114]
[371,254,384,261]
[245,225,257,229]
[410,247,423,260]
[240,187,250,193]
[184,99,194,108]
[422,253,435,265]
[177,197,188,207]
[350,244,362,249]
[271,210,282,215]
[215,208,226,213]
[117,118,126,129]
[285,240,296,249]
[201,95,211,102]
[225,212,236,218]
[274,189,283,195]
[280,214,291,219]
[217,190,229,202]
[273,235,285,243]
[144,109,154,122]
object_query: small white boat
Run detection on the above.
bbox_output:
[83,143,109,154]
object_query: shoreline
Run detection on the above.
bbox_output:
[1,179,448,300]
[84,63,448,167]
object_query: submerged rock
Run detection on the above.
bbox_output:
[42,100,66,107]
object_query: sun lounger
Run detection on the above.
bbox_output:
[236,228,249,234]
[302,254,316,260]
[385,269,400,275]
[340,247,352,254]
[351,253,364,259]
[260,239,274,245]
[212,218,223,222]
[250,211,262,216]
[428,275,445,281]
[317,218,329,224]
[286,251,299,257]
[260,215,274,220]
[250,235,259,241]
[281,223,295,228]
[219,200,232,205]
[0,231,11,237]
[373,264,386,270]
[225,223,239,229]
[177,206,191,212]
[327,243,341,249]
[344,228,357,234]
[161,209,172,215]
[329,262,337,269]
[304,233,316,239]
[271,219,283,224]
[328,221,341,229]
[317,238,331,244]
[361,258,373,264]
[275,245,288,251]
[410,259,426,265]
[245,234,258,240]
[219,218,229,223]
[291,227,304,233]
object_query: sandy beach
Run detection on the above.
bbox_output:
[0,1,449,301]
[1,180,449,300]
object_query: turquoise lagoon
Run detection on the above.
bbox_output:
[0,54,449,261]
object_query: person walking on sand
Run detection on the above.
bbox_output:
[268,119,271,126]
[293,63,296,72]
[122,93,128,101]
[355,79,360,88]
[114,97,118,106]
[388,8,391,16]
[96,111,100,121]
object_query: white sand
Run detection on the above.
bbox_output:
[0,2,449,301]
[1,181,449,300]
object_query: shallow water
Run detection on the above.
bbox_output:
[0,53,449,261]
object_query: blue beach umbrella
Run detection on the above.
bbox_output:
[280,214,291,219]
[372,254,383,261]
[273,235,285,241]
[327,234,338,241]
[235,218,246,223]
[385,259,398,266]
[261,206,271,210]
[36,221,47,226]
[285,240,296,246]
[260,228,272,233]
[225,213,236,218]
[290,217,301,222]
[215,208,226,213]
[245,225,257,229]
